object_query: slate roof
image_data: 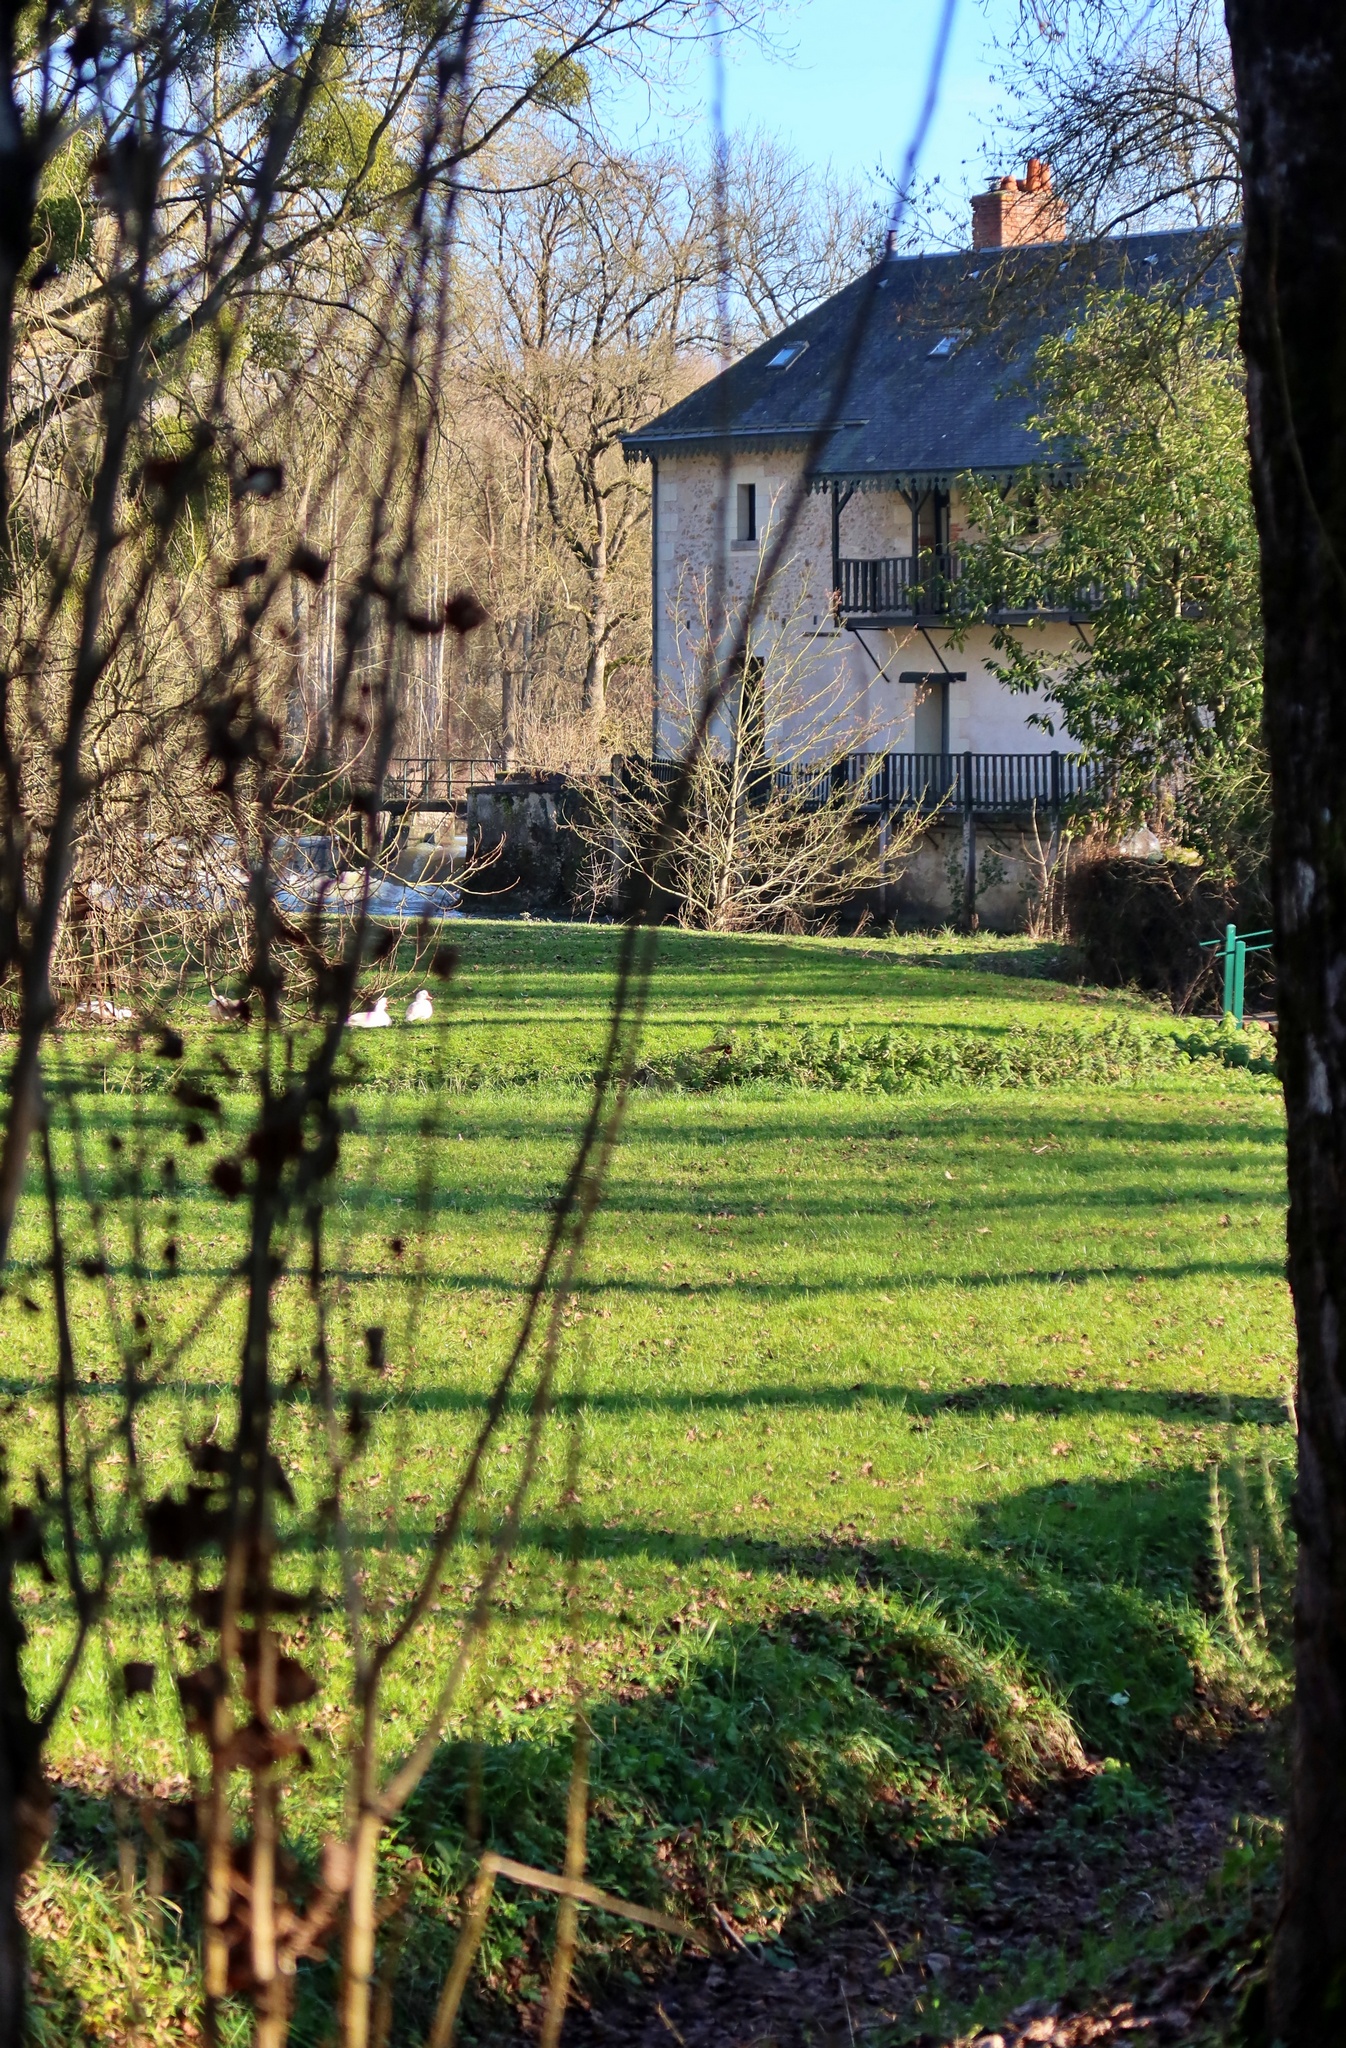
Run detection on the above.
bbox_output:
[623,229,1236,490]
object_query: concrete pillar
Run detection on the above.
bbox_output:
[961,750,977,930]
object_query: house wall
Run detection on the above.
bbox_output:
[882,818,1057,931]
[652,451,1078,760]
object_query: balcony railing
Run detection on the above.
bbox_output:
[841,750,1102,814]
[636,751,1102,817]
[838,550,961,618]
[836,551,1103,621]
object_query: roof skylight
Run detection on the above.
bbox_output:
[767,343,806,368]
[927,331,970,358]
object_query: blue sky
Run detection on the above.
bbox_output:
[601,0,1028,228]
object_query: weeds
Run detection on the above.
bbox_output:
[47,1012,1282,1102]
[24,1858,207,2046]
[1207,1425,1294,1670]
[663,1018,1206,1094]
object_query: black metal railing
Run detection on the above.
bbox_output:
[381,757,506,802]
[848,750,1101,813]
[836,552,1104,620]
[635,750,1102,817]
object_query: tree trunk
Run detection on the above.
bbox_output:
[582,491,609,732]
[288,568,311,757]
[1224,4,1346,2038]
[500,434,538,773]
[581,610,608,731]
[0,1738,29,2043]
[500,661,519,772]
[0,1573,48,2043]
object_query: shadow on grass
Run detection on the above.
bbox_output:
[518,1474,1273,1759]
[381,1469,1283,2043]
[2,1375,1289,1433]
[0,1238,1288,1312]
[399,1378,1288,1424]
[34,1454,1287,2046]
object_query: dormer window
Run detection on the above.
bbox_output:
[928,331,970,359]
[735,483,757,543]
[766,343,806,368]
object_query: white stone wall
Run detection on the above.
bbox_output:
[651,451,1079,761]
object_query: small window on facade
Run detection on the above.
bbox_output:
[767,343,805,368]
[736,482,757,543]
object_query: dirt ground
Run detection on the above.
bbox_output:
[564,1729,1280,2048]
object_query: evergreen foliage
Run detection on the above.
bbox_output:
[958,288,1264,883]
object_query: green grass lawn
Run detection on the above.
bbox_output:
[142,918,1223,1079]
[9,923,1293,2042]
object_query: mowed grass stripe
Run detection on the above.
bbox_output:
[10,1080,1289,1751]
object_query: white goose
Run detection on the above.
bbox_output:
[405,989,433,1023]
[76,996,133,1021]
[347,995,391,1029]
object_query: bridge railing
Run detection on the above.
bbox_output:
[380,757,507,802]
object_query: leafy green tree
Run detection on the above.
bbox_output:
[956,282,1263,882]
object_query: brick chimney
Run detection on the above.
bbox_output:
[971,159,1067,251]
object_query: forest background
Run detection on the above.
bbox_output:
[286,73,876,774]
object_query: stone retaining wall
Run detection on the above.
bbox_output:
[393,772,1095,932]
[464,777,594,911]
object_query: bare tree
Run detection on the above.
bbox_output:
[601,561,923,929]
[459,130,714,745]
[1001,0,1240,237]
[720,131,878,337]
[438,349,593,766]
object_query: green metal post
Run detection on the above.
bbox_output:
[1234,938,1247,1027]
[1222,922,1237,1016]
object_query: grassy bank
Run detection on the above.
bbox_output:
[49,918,1271,1094]
[6,927,1292,2041]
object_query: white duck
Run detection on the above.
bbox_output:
[405,989,433,1023]
[347,995,391,1028]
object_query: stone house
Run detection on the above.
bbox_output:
[621,170,1222,925]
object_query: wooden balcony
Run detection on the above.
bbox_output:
[638,751,1102,819]
[838,550,960,619]
[835,550,1102,624]
[780,750,1101,817]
